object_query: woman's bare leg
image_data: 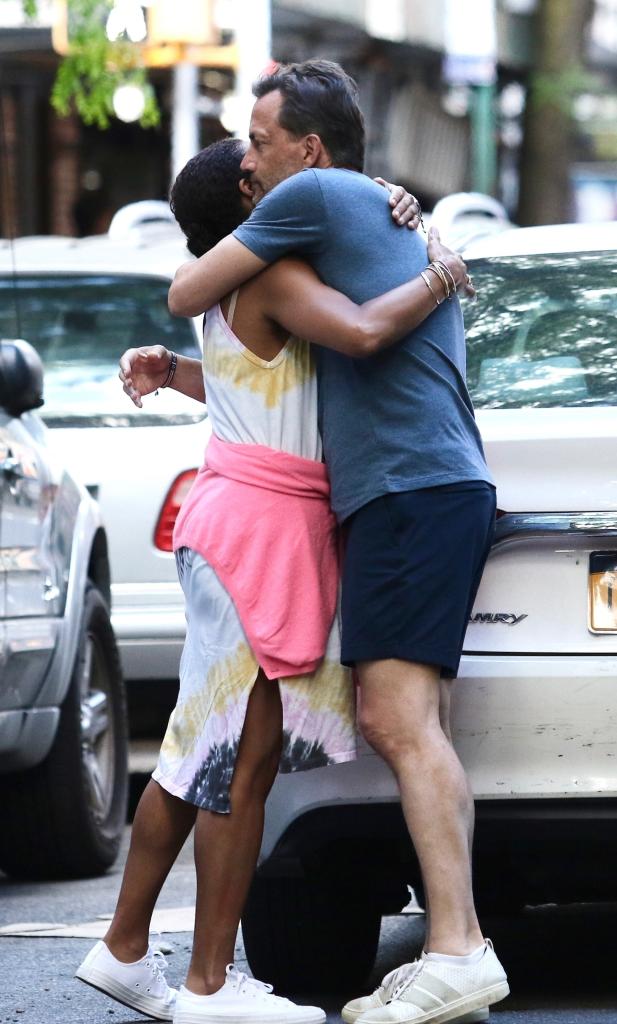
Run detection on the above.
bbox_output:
[186,670,283,995]
[104,779,197,962]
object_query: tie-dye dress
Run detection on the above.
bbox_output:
[152,291,356,813]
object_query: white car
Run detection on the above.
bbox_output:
[0,220,208,685]
[241,221,617,993]
[429,191,514,250]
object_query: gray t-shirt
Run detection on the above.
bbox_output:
[234,167,493,521]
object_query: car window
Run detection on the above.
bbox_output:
[0,274,202,423]
[464,251,617,408]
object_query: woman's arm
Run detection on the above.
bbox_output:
[169,236,267,319]
[259,227,474,359]
[119,346,206,406]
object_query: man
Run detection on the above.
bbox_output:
[169,60,508,1024]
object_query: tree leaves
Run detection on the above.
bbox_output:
[23,0,160,129]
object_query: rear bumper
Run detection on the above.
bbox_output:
[111,581,185,681]
[256,794,617,906]
[261,652,617,861]
[117,637,184,681]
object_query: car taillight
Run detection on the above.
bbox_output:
[154,469,198,551]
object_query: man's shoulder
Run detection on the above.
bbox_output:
[253,169,375,214]
[313,167,377,197]
[262,169,324,204]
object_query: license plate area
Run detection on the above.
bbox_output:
[589,551,617,633]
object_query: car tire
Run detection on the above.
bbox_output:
[0,584,128,879]
[242,871,382,993]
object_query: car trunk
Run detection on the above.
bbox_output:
[467,408,617,655]
[44,412,209,586]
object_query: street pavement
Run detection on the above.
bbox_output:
[1,790,616,1024]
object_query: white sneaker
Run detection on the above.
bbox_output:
[353,941,508,1024]
[75,939,177,1021]
[173,965,325,1024]
[342,963,489,1024]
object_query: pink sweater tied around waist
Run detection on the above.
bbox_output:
[173,433,339,679]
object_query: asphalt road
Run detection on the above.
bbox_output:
[1,786,616,1024]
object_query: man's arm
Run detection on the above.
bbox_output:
[168,236,267,319]
[260,228,473,359]
[168,171,421,319]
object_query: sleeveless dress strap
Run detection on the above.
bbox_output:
[226,289,240,328]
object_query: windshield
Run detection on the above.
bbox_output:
[0,274,202,422]
[464,251,617,408]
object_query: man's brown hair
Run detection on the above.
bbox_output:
[253,60,365,172]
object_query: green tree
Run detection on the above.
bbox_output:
[21,0,159,129]
[517,0,594,225]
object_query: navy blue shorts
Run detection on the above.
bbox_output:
[340,482,496,678]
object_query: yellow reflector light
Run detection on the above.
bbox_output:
[589,552,617,633]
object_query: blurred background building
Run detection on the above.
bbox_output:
[1,0,617,237]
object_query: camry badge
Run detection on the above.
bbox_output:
[469,612,528,626]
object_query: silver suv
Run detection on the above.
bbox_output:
[0,339,128,879]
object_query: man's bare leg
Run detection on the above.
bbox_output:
[103,780,197,962]
[357,658,482,955]
[186,669,283,994]
[439,676,475,861]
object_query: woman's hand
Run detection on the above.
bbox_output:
[118,346,172,408]
[374,177,422,230]
[427,226,476,300]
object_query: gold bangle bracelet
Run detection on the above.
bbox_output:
[427,263,450,300]
[420,271,440,307]
[433,259,457,295]
[431,261,454,298]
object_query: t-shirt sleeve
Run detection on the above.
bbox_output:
[233,169,328,264]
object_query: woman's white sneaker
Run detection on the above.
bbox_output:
[75,939,177,1021]
[173,965,325,1024]
[353,941,508,1024]
[342,962,489,1024]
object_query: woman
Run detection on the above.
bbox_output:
[76,139,472,1024]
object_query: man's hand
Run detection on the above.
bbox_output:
[374,177,422,230]
[118,346,172,407]
[427,226,476,300]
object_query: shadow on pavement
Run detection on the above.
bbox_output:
[293,902,617,1018]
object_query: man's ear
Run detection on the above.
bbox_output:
[302,134,331,168]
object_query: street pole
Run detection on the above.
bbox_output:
[444,0,498,196]
[470,83,497,195]
[231,0,271,135]
[171,62,200,184]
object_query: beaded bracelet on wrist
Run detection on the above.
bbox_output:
[161,351,178,389]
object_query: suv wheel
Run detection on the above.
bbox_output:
[242,872,382,993]
[0,585,128,878]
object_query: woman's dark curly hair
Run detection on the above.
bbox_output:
[169,138,246,258]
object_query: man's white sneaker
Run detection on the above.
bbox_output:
[342,963,489,1024]
[353,941,508,1024]
[75,939,177,1021]
[173,965,325,1024]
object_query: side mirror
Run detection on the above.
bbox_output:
[0,339,44,417]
